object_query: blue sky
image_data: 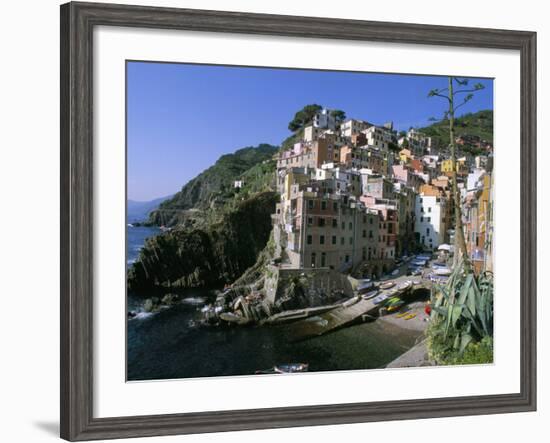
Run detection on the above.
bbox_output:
[127,62,493,201]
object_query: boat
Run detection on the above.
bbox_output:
[385,297,401,305]
[397,281,412,290]
[373,294,389,305]
[433,267,452,276]
[380,281,395,290]
[275,363,309,373]
[404,313,417,320]
[362,289,379,300]
[411,259,427,267]
[387,302,404,312]
[255,363,309,375]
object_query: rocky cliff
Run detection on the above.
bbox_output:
[128,191,278,294]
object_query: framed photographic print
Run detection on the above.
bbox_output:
[60,1,537,441]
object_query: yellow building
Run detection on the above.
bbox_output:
[399,148,412,163]
[441,159,454,173]
[441,157,468,175]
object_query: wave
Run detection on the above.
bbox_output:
[181,297,206,305]
[130,311,155,320]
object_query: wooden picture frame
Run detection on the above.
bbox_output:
[60,1,537,440]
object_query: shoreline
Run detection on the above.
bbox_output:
[377,300,433,368]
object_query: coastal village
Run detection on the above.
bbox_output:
[128,105,495,373]
[268,107,493,280]
[197,106,493,355]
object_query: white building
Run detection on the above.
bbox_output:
[364,126,393,150]
[467,168,486,191]
[340,119,369,138]
[406,128,432,156]
[422,155,440,168]
[312,108,337,130]
[414,194,447,249]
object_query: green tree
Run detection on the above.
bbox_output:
[330,109,346,125]
[288,104,322,132]
[428,77,485,271]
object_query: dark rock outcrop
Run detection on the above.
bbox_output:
[128,192,278,294]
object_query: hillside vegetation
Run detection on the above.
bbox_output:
[420,109,493,154]
[148,144,278,226]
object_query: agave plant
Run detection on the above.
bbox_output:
[430,260,493,356]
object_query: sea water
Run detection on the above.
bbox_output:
[126,225,421,381]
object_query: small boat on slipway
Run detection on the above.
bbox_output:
[397,281,412,291]
[379,281,395,290]
[362,289,379,300]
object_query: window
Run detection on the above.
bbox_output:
[307,235,312,245]
[318,218,325,227]
[332,235,337,245]
[341,237,345,246]
[369,230,373,239]
[332,219,338,228]
[341,221,345,230]
[308,217,313,226]
[363,215,367,223]
[311,253,316,268]
[427,217,431,222]
[349,222,353,230]
[333,202,338,211]
[308,200,314,210]
[320,235,325,245]
[349,237,353,245]
[426,228,430,235]
[388,224,393,234]
[420,217,424,222]
[369,218,373,225]
[321,200,327,210]
[321,252,326,267]
[362,230,366,238]
[345,255,350,263]
[428,207,432,213]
